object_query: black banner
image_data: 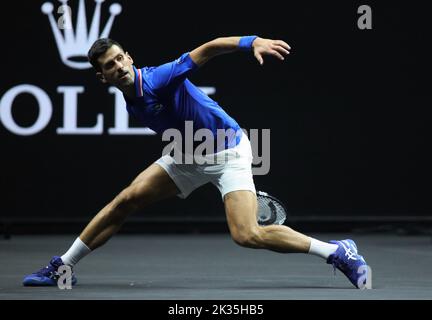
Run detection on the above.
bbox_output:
[1,1,431,223]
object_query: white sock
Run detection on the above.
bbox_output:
[61,237,91,267]
[308,237,338,260]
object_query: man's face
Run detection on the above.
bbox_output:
[96,45,134,88]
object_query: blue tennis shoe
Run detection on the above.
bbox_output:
[23,256,77,286]
[327,239,370,289]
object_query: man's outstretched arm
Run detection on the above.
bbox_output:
[189,36,291,67]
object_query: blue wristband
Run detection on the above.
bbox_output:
[239,35,258,51]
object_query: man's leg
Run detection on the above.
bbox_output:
[224,190,338,258]
[23,163,181,286]
[223,190,369,289]
[223,190,312,253]
[79,163,179,250]
[60,163,179,268]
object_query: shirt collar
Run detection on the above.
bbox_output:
[133,65,144,98]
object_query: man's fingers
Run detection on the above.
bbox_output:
[273,45,290,56]
[269,50,285,61]
[254,51,264,65]
[254,39,291,65]
[275,40,291,51]
[261,49,285,61]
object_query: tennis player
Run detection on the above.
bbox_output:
[23,36,369,289]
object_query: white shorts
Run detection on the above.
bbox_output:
[155,133,256,201]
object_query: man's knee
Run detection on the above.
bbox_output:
[231,227,262,248]
[113,182,152,213]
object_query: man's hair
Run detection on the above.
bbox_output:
[88,38,124,71]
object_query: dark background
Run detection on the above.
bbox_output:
[1,1,431,233]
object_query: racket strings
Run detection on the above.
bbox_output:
[257,195,286,225]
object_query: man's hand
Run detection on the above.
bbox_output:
[189,36,291,67]
[252,38,291,65]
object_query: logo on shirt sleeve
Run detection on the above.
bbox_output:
[175,53,188,65]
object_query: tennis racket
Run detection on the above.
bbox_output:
[256,191,288,226]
